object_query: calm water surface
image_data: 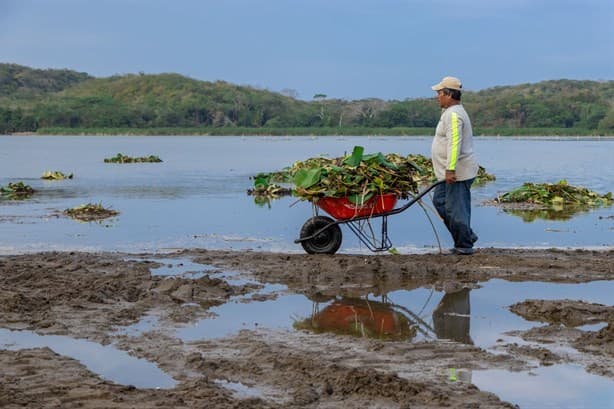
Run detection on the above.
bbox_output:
[1,135,612,254]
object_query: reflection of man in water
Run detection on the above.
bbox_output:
[432,288,473,344]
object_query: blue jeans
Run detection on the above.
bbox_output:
[432,178,477,249]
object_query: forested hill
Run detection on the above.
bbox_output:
[1,63,612,135]
[0,63,92,98]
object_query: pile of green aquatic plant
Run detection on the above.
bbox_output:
[1,182,35,199]
[104,153,162,163]
[402,154,495,185]
[64,203,119,221]
[249,148,496,204]
[495,180,612,209]
[41,170,73,180]
[255,146,420,204]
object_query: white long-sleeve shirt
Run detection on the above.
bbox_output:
[431,104,479,181]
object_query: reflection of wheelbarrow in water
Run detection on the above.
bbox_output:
[294,297,418,341]
[295,181,444,254]
[296,289,473,344]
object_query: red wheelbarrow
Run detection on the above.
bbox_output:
[295,181,444,254]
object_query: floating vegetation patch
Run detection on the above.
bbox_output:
[41,170,73,180]
[64,203,119,221]
[495,180,612,208]
[248,148,495,205]
[1,182,35,200]
[104,153,162,163]
[489,180,612,221]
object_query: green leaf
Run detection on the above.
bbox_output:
[364,152,398,170]
[342,145,364,167]
[347,192,374,204]
[293,168,322,188]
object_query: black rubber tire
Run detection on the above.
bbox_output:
[300,216,342,254]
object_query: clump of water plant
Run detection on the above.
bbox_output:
[1,182,35,200]
[495,180,612,209]
[41,171,73,180]
[104,153,162,163]
[248,146,420,205]
[64,203,119,221]
[293,146,421,203]
[248,148,496,205]
[401,153,495,186]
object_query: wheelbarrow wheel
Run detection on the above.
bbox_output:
[300,216,342,254]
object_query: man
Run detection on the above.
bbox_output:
[430,76,479,255]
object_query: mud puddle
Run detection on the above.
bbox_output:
[176,275,613,407]
[0,328,176,389]
[171,278,613,345]
[473,365,614,408]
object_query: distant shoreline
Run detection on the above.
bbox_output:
[5,127,612,137]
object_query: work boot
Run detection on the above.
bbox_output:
[453,247,475,255]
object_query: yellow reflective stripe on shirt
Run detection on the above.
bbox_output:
[449,112,460,170]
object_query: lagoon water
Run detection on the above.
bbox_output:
[1,135,612,254]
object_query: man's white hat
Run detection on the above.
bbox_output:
[431,76,462,91]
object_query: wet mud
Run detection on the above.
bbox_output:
[509,299,613,327]
[0,248,612,408]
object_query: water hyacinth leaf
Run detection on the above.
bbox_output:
[347,192,374,205]
[406,159,423,174]
[294,168,322,188]
[343,146,364,167]
[363,152,398,170]
[252,173,271,189]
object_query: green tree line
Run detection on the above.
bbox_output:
[1,63,612,135]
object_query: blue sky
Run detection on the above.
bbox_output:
[1,0,613,100]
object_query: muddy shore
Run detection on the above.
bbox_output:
[0,248,612,408]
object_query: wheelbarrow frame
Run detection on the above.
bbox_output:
[295,180,444,253]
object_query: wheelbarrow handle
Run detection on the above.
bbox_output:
[384,180,445,216]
